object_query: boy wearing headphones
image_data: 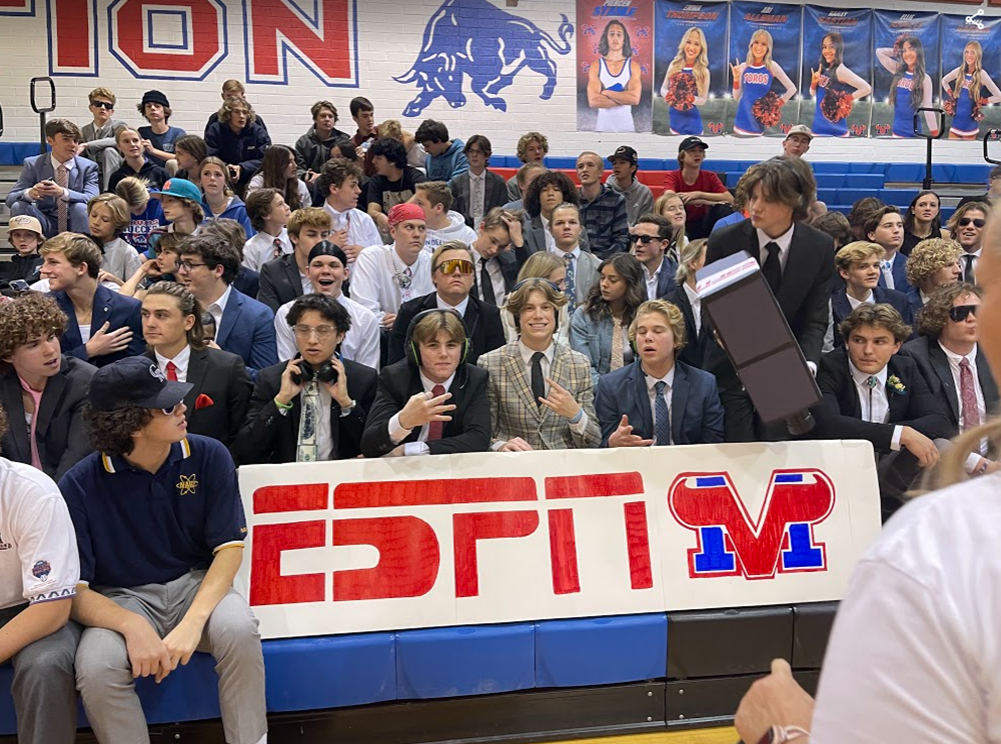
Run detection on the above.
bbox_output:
[361,309,491,457]
[235,293,377,464]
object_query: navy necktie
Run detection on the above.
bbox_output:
[654,381,671,445]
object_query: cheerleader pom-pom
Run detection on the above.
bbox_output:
[943,96,957,117]
[752,92,783,128]
[821,89,853,123]
[666,72,697,111]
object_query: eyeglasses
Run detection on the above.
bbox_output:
[177,260,207,272]
[949,304,979,323]
[629,234,661,245]
[435,258,474,275]
[958,218,986,228]
[90,101,114,110]
[294,325,336,339]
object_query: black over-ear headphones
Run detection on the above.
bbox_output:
[405,308,471,368]
[291,352,339,385]
[509,278,562,334]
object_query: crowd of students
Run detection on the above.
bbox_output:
[0,80,998,743]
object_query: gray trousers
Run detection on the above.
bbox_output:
[0,603,80,744]
[75,571,267,744]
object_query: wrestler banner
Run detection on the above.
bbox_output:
[576,0,655,134]
[799,7,873,139]
[726,2,803,137]
[872,11,942,139]
[940,13,1001,141]
[235,442,881,640]
[652,1,730,137]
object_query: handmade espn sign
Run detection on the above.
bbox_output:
[236,441,881,639]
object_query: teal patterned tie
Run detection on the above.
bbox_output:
[296,381,320,462]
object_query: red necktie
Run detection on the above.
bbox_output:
[960,358,980,430]
[166,361,178,382]
[426,384,445,441]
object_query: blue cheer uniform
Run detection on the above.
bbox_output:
[892,71,919,138]
[950,74,979,137]
[734,64,772,135]
[812,67,849,138]
[669,67,703,135]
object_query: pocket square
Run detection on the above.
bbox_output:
[195,394,214,410]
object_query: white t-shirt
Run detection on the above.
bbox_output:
[811,472,1001,743]
[349,244,433,322]
[0,458,80,610]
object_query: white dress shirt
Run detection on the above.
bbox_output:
[541,214,557,252]
[154,344,192,383]
[322,204,382,259]
[387,371,456,456]
[645,366,676,444]
[847,289,874,310]
[436,294,469,316]
[473,251,507,307]
[206,284,233,331]
[683,283,701,336]
[939,341,987,470]
[849,361,902,450]
[756,224,795,272]
[243,228,293,272]
[645,262,663,301]
[349,244,434,322]
[274,293,380,369]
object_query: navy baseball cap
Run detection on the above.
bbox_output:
[90,357,192,412]
[679,136,708,152]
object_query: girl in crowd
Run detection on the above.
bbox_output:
[87,194,143,286]
[731,29,797,136]
[571,253,647,386]
[246,144,309,212]
[378,119,427,170]
[809,32,872,138]
[654,191,689,258]
[587,19,641,133]
[665,238,708,369]
[173,134,207,180]
[942,40,1001,140]
[902,190,945,255]
[115,176,165,256]
[662,27,710,136]
[877,35,937,138]
[905,237,963,315]
[502,252,571,347]
[199,156,255,238]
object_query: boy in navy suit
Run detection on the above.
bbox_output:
[7,119,99,238]
[829,241,912,349]
[596,299,723,447]
[866,206,910,294]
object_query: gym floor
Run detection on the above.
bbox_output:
[563,729,737,744]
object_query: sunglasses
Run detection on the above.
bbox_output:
[949,304,979,323]
[629,234,661,245]
[435,258,474,275]
[160,404,180,416]
[90,100,114,110]
[958,218,986,228]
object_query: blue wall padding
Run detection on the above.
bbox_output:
[535,614,667,688]
[395,623,535,699]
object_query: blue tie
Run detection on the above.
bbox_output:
[564,254,576,306]
[654,381,671,446]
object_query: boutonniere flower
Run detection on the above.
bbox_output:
[887,376,906,396]
[195,394,214,410]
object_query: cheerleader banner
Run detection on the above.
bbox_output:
[940,13,1001,141]
[576,0,655,134]
[799,7,873,139]
[652,1,730,138]
[725,2,804,137]
[872,11,941,138]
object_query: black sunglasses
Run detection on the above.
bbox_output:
[949,304,979,323]
[629,234,661,245]
[90,100,114,110]
[958,218,986,228]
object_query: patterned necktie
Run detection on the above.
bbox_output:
[964,254,977,284]
[427,384,446,441]
[531,352,546,408]
[881,259,895,290]
[960,358,981,430]
[610,317,624,371]
[761,241,781,294]
[479,259,496,305]
[273,238,284,260]
[471,176,484,227]
[296,381,321,462]
[55,164,69,233]
[402,266,414,302]
[165,361,178,382]
[564,254,576,306]
[654,381,671,446]
[866,375,878,423]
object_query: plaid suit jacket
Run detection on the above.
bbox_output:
[478,341,600,450]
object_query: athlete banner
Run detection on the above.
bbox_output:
[576,0,655,134]
[652,0,730,137]
[799,7,873,139]
[726,2,803,137]
[939,13,1001,141]
[872,10,942,138]
[236,442,882,640]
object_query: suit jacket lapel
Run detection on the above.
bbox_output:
[90,285,113,340]
[184,348,209,413]
[505,344,541,418]
[631,363,653,437]
[928,342,960,422]
[35,366,67,441]
[886,358,908,422]
[671,365,689,444]
[831,292,851,325]
[463,298,481,341]
[545,346,570,426]
[55,293,82,350]
[217,290,242,347]
[837,352,862,419]
[284,257,303,298]
[775,226,806,309]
